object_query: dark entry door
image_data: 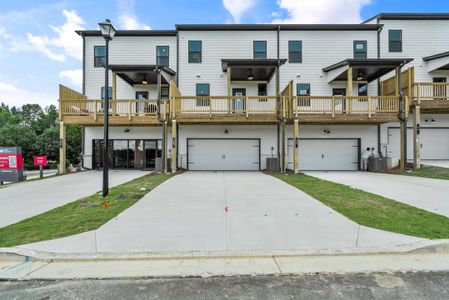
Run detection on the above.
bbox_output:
[232,88,246,112]
[333,88,347,112]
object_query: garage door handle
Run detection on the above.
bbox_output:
[321,154,325,159]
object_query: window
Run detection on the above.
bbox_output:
[188,41,202,63]
[297,83,311,106]
[196,83,210,106]
[101,87,113,99]
[288,41,302,63]
[258,83,267,102]
[389,30,402,52]
[161,87,169,99]
[94,46,106,67]
[156,46,169,66]
[253,41,267,59]
[353,41,367,59]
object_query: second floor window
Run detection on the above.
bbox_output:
[196,83,210,106]
[253,41,267,59]
[157,46,169,66]
[289,41,302,63]
[389,30,402,52]
[189,41,202,63]
[94,46,106,67]
[161,86,169,99]
[353,41,367,59]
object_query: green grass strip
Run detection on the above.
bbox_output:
[0,173,174,247]
[274,173,449,239]
[401,165,449,180]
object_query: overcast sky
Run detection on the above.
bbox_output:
[0,0,447,108]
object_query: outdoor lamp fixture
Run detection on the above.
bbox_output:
[356,71,365,81]
[247,68,254,81]
[431,118,436,124]
[99,18,116,197]
[142,75,148,85]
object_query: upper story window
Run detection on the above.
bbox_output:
[288,41,302,63]
[156,46,169,66]
[196,83,210,106]
[253,41,267,59]
[94,46,106,67]
[353,41,367,59]
[188,41,202,63]
[389,30,402,52]
[161,87,169,99]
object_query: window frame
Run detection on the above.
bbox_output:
[101,86,113,100]
[353,40,367,59]
[94,46,106,68]
[388,30,402,53]
[258,83,268,102]
[188,41,202,63]
[253,41,267,59]
[195,83,210,106]
[288,40,302,63]
[296,83,311,106]
[156,46,169,66]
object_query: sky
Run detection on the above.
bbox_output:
[0,0,448,108]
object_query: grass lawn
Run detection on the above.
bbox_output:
[274,173,449,239]
[401,165,449,180]
[0,173,174,248]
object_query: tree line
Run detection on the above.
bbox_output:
[0,103,81,169]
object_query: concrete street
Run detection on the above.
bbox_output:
[0,170,149,227]
[306,171,449,217]
[1,271,449,299]
[16,171,423,253]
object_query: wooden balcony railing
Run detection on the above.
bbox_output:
[171,96,279,118]
[59,99,168,122]
[292,96,400,118]
[413,82,449,101]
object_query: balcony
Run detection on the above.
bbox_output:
[171,96,280,123]
[412,82,449,112]
[292,96,401,123]
[59,98,168,126]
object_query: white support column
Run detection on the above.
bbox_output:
[171,119,177,173]
[59,121,67,174]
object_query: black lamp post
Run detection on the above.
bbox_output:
[98,19,116,197]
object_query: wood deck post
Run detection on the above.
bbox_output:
[59,121,67,174]
[347,67,353,113]
[293,118,299,174]
[280,121,286,173]
[413,94,421,170]
[227,67,231,114]
[163,121,168,173]
[397,66,407,171]
[171,119,177,173]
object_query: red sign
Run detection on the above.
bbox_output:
[0,154,23,170]
[33,156,47,167]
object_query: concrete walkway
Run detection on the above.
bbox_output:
[306,171,449,217]
[17,172,423,254]
[0,170,149,227]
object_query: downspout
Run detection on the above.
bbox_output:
[156,67,167,172]
[176,30,179,86]
[80,34,91,170]
[376,18,383,157]
[398,60,408,169]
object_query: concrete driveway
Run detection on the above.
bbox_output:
[306,171,449,218]
[19,172,423,253]
[0,170,149,227]
[422,160,449,168]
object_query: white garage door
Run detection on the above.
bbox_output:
[388,128,449,160]
[287,139,360,171]
[187,139,260,171]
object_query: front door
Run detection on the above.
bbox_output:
[136,91,149,114]
[333,88,347,112]
[232,88,246,113]
[433,77,447,99]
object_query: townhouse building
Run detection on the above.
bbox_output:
[58,13,449,173]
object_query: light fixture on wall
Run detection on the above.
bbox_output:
[431,118,436,124]
[356,71,365,81]
[196,73,201,78]
[247,68,254,81]
[224,129,229,134]
[323,129,331,134]
[124,128,130,133]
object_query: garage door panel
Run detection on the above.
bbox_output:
[188,139,260,171]
[288,139,359,171]
[388,128,449,160]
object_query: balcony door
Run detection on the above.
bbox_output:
[333,88,347,112]
[136,91,149,114]
[232,88,246,113]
